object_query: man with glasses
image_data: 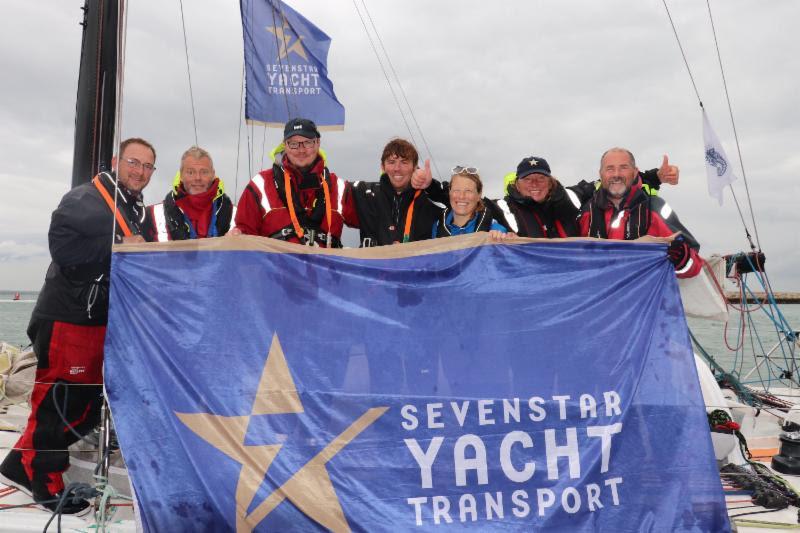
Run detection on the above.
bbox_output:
[147,146,235,241]
[236,117,444,247]
[235,118,346,247]
[0,138,156,514]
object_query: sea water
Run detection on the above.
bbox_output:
[688,303,800,388]
[1,289,798,381]
[0,290,38,347]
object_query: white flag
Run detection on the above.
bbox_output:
[702,109,738,205]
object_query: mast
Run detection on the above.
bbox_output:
[72,0,119,188]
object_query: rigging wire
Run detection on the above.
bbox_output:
[716,261,800,394]
[705,0,761,252]
[269,2,289,120]
[261,124,268,168]
[661,0,703,105]
[660,0,756,252]
[76,1,129,503]
[113,0,128,166]
[108,0,130,248]
[247,121,254,180]
[350,0,419,150]
[701,5,795,392]
[178,0,199,146]
[235,60,245,194]
[244,0,254,178]
[270,1,294,121]
[101,0,129,508]
[357,0,441,178]
[277,0,300,120]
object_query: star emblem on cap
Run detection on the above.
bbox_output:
[529,158,539,166]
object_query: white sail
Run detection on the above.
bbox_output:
[679,254,728,322]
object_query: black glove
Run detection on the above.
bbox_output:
[667,236,690,270]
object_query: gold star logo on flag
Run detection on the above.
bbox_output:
[265,18,309,61]
[175,334,387,532]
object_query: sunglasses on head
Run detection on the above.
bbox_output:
[451,165,479,176]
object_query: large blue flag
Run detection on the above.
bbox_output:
[240,0,344,129]
[105,235,729,532]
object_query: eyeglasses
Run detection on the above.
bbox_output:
[286,139,318,150]
[451,165,479,175]
[125,158,156,172]
[182,168,212,178]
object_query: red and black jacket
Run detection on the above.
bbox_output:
[578,180,703,278]
[235,155,345,247]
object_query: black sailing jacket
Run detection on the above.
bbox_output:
[30,172,151,329]
[346,174,444,246]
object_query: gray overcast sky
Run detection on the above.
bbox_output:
[0,0,798,290]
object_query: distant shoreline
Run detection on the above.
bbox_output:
[725,292,800,304]
[0,291,38,293]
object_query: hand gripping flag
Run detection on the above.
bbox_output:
[702,108,738,206]
[240,0,344,129]
[105,235,729,532]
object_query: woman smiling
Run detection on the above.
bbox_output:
[432,166,509,239]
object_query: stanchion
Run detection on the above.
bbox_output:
[95,398,111,512]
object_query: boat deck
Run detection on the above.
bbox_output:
[0,405,135,532]
[725,451,800,531]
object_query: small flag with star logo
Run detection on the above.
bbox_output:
[241,0,345,129]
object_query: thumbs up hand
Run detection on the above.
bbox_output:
[411,159,433,190]
[657,154,680,185]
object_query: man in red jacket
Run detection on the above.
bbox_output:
[235,118,345,247]
[579,147,702,278]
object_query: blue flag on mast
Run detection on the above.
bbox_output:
[240,0,345,129]
[105,237,729,532]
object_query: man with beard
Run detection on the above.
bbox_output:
[148,146,235,241]
[237,120,441,247]
[0,138,155,514]
[579,147,702,278]
[489,155,679,239]
[236,118,345,247]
